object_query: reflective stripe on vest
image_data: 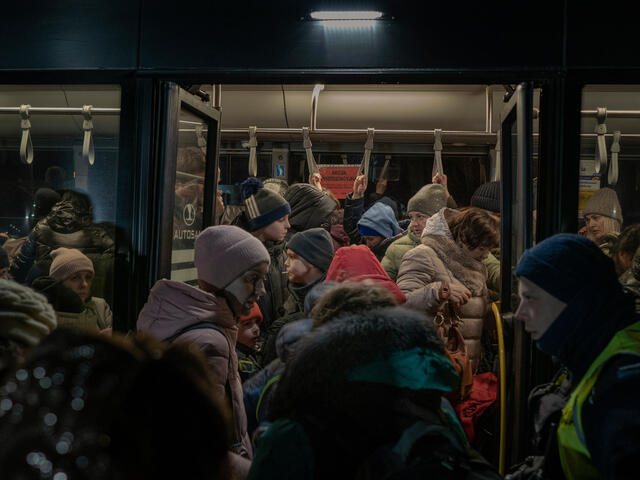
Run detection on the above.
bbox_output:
[557,321,640,480]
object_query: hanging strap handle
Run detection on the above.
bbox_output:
[302,127,320,179]
[19,104,33,165]
[594,107,607,174]
[432,128,444,177]
[492,128,502,182]
[358,128,375,179]
[195,124,207,154]
[608,130,621,186]
[248,126,258,176]
[82,105,95,166]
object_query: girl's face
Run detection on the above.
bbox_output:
[63,270,94,302]
[225,262,269,316]
[585,214,605,240]
[261,215,290,242]
[408,211,430,237]
[237,316,261,349]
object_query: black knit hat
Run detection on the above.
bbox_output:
[287,228,335,273]
[241,177,291,232]
[470,181,500,213]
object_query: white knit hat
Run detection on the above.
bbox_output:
[0,279,57,346]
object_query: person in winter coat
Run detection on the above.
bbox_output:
[581,187,623,253]
[9,190,115,293]
[382,183,449,281]
[397,207,500,371]
[240,177,292,335]
[237,303,263,382]
[284,183,337,240]
[510,234,640,480]
[0,279,57,378]
[243,281,338,441]
[260,228,334,364]
[0,328,235,480]
[137,225,271,460]
[248,306,499,480]
[355,202,403,260]
[470,180,502,302]
[32,247,112,332]
[325,244,406,304]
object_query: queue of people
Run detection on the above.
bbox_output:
[0,173,639,480]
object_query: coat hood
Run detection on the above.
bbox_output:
[45,190,93,233]
[325,245,406,303]
[137,279,235,340]
[357,202,402,238]
[284,183,337,235]
[421,207,458,239]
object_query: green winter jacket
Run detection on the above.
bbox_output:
[56,297,113,332]
[381,230,421,282]
[483,250,501,303]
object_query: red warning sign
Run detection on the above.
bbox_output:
[318,165,360,199]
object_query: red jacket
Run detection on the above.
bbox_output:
[325,244,406,303]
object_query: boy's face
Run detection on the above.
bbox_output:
[238,316,260,349]
[285,249,315,284]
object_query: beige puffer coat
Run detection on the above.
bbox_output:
[397,208,489,371]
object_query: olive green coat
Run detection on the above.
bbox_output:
[56,297,113,332]
[381,230,421,282]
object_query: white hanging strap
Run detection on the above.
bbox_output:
[358,128,375,178]
[195,124,207,154]
[82,105,95,166]
[594,107,607,174]
[608,130,620,186]
[19,104,33,165]
[492,128,502,182]
[302,127,320,179]
[248,125,258,176]
[432,128,444,177]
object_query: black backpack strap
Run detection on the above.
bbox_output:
[163,321,222,343]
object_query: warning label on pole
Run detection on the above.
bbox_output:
[318,165,360,199]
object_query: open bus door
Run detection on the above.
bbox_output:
[153,83,221,285]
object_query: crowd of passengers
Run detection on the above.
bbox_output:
[0,172,639,480]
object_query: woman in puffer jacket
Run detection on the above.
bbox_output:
[397,207,499,371]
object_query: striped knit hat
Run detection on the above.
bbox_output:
[241,177,291,232]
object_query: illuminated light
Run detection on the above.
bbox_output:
[310,10,383,20]
[319,20,377,28]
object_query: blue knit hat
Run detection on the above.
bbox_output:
[241,177,291,232]
[357,202,402,239]
[515,233,617,303]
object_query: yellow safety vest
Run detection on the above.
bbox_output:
[557,321,640,480]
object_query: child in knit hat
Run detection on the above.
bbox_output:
[39,247,113,333]
[236,302,263,382]
[582,187,623,250]
[240,177,292,335]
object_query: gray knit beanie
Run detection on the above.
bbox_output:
[287,228,335,273]
[194,225,271,289]
[407,184,448,216]
[0,279,57,347]
[582,187,623,223]
[470,181,501,213]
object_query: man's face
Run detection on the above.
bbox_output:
[408,211,430,237]
[515,277,567,340]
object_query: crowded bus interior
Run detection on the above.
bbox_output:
[1,3,639,479]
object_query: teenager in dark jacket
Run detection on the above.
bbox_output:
[240,178,292,335]
[260,228,334,364]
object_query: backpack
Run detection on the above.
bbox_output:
[355,420,501,480]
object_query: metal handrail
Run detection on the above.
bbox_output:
[0,107,120,115]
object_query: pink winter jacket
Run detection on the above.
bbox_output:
[137,279,252,460]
